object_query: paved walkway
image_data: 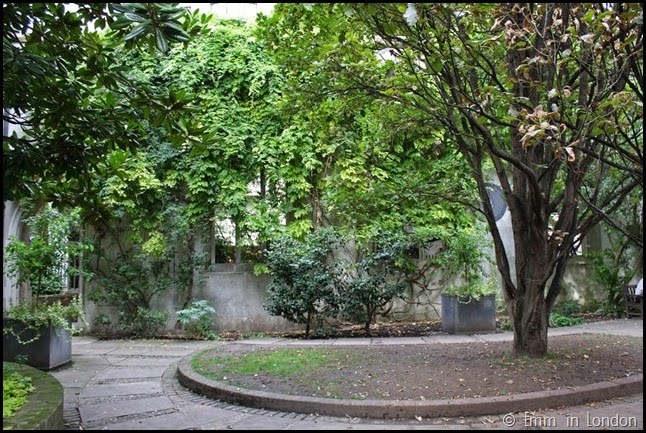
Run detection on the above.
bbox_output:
[50,319,643,430]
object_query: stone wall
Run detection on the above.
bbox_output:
[196,263,303,333]
[3,199,628,335]
[3,201,24,309]
[81,249,611,335]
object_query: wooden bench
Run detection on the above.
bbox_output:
[622,284,642,319]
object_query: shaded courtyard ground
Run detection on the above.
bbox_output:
[193,318,643,402]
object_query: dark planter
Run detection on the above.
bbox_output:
[3,318,72,371]
[441,293,496,334]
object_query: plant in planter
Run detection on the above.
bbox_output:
[438,227,498,334]
[3,204,92,370]
[443,280,497,303]
[3,297,87,370]
[3,297,85,345]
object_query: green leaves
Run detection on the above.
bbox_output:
[264,227,422,335]
[121,18,291,242]
[109,3,199,53]
[176,300,217,339]
[3,297,86,345]
[264,228,341,336]
[3,364,36,420]
[256,3,479,241]
[3,3,212,207]
[4,205,93,298]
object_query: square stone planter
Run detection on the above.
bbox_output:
[3,318,72,371]
[441,293,496,334]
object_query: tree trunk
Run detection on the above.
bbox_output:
[507,208,552,358]
[364,312,372,336]
[305,311,311,338]
[234,223,242,264]
[510,294,548,357]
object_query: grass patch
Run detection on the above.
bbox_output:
[192,347,336,380]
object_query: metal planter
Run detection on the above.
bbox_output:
[441,293,496,334]
[3,319,72,371]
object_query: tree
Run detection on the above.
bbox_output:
[3,3,210,208]
[264,228,340,338]
[335,230,414,335]
[255,5,480,238]
[259,3,643,356]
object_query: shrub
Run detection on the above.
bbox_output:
[552,300,581,317]
[263,228,340,338]
[581,299,603,314]
[176,300,217,339]
[499,318,513,331]
[92,312,116,339]
[264,227,422,337]
[117,307,169,338]
[335,230,415,335]
[585,246,634,318]
[549,312,584,328]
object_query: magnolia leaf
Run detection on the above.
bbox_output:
[155,28,169,53]
[123,21,150,41]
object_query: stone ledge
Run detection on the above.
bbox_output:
[3,362,64,430]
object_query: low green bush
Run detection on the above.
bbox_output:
[118,307,169,338]
[92,312,116,339]
[549,312,585,328]
[552,300,581,317]
[581,299,603,314]
[263,228,340,338]
[176,300,217,340]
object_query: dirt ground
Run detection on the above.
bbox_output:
[198,319,643,402]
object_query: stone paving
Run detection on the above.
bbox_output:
[49,319,643,430]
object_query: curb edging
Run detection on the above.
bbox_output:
[177,353,643,420]
[2,363,64,430]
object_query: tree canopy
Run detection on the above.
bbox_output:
[257,3,643,356]
[2,3,210,206]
